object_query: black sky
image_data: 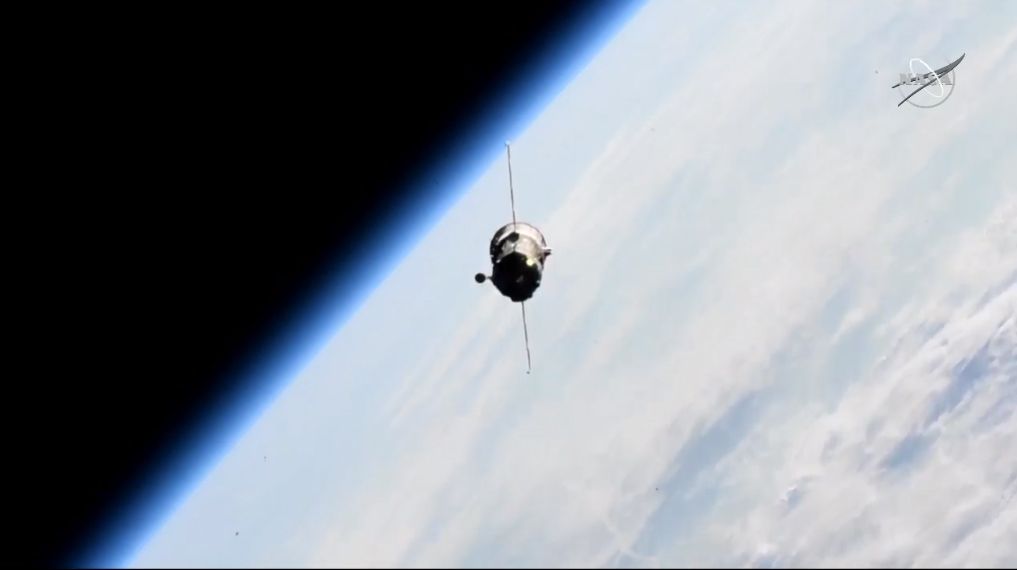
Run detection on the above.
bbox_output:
[19,2,636,567]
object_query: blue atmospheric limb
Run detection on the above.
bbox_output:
[85,2,647,567]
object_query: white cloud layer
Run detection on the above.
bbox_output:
[308,2,1016,567]
[133,1,1016,568]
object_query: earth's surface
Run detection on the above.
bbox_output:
[132,1,1015,567]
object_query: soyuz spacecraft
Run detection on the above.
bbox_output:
[475,142,552,373]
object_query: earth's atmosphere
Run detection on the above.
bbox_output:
[133,1,1016,567]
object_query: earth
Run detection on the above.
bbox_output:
[131,1,1015,567]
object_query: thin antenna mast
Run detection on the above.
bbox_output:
[506,141,517,226]
[521,301,532,374]
[506,141,531,373]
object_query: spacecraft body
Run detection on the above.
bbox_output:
[473,142,549,372]
[488,222,551,302]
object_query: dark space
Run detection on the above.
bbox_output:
[19,3,631,566]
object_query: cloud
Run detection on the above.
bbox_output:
[305,2,1016,567]
[130,2,1015,567]
[726,268,1015,568]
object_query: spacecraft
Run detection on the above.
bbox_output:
[475,142,552,373]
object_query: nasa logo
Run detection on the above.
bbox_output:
[893,55,962,109]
